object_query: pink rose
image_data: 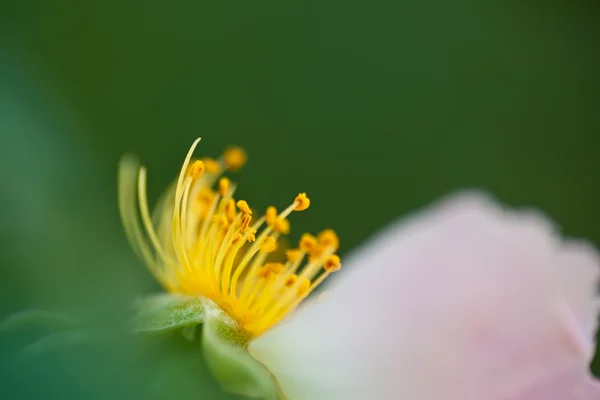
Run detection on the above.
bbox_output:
[250,192,600,400]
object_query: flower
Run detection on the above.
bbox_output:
[118,138,341,338]
[249,192,600,399]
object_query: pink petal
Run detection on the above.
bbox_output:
[250,192,600,400]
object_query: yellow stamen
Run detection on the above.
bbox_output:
[259,236,278,253]
[318,229,339,251]
[202,157,221,173]
[118,138,340,337]
[273,218,290,234]
[265,206,277,225]
[218,177,230,196]
[299,233,318,253]
[294,193,310,211]
[286,249,302,263]
[237,200,252,215]
[224,146,247,171]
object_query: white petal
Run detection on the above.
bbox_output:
[249,191,600,400]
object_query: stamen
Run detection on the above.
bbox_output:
[223,146,247,171]
[237,200,252,215]
[119,138,340,338]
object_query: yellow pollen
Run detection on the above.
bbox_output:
[273,218,290,234]
[188,160,205,178]
[259,236,278,253]
[224,146,247,171]
[284,274,298,288]
[256,266,272,279]
[264,262,285,274]
[318,229,339,251]
[197,187,215,204]
[299,233,318,252]
[286,249,302,262]
[202,157,221,173]
[219,177,230,196]
[224,199,237,221]
[323,254,341,272]
[265,206,277,225]
[294,193,310,211]
[118,137,340,338]
[237,200,252,215]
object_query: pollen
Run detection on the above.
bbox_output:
[294,193,310,211]
[218,177,230,196]
[118,137,341,337]
[224,146,247,171]
[188,160,205,178]
[237,200,252,215]
[202,157,221,173]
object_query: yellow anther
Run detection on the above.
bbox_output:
[224,146,247,171]
[225,199,237,221]
[286,249,302,262]
[219,177,230,196]
[247,231,257,243]
[188,160,205,179]
[213,214,229,229]
[265,262,285,274]
[202,157,221,173]
[284,274,298,288]
[273,218,290,234]
[323,254,341,272]
[256,266,272,279]
[237,200,252,215]
[197,187,215,204]
[265,206,277,225]
[299,233,318,252]
[308,245,325,263]
[297,279,311,296]
[318,229,339,251]
[294,193,310,211]
[259,236,278,253]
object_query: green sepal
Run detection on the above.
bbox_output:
[131,293,204,333]
[201,300,283,400]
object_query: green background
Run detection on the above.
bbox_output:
[0,0,599,398]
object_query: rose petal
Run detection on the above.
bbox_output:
[250,191,600,400]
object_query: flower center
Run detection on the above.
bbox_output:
[120,138,341,337]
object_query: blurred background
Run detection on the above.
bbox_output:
[0,0,599,398]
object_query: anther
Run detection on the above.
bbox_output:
[219,177,230,196]
[265,262,285,274]
[318,229,339,251]
[286,249,302,262]
[299,233,318,252]
[202,157,221,173]
[265,206,277,225]
[259,236,277,253]
[284,274,298,288]
[323,254,341,272]
[294,193,310,211]
[225,199,237,221]
[274,218,290,234]
[224,146,247,171]
[237,200,252,215]
[188,160,205,179]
